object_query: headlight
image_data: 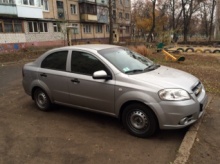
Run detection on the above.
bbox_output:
[158,89,190,101]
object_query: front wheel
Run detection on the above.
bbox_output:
[34,88,51,111]
[122,103,158,138]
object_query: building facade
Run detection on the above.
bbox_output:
[0,0,131,51]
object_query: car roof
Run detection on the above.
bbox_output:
[53,44,120,51]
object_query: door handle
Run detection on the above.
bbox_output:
[71,78,80,83]
[40,73,47,77]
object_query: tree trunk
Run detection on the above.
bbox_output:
[109,0,114,44]
[209,0,216,41]
[147,0,156,42]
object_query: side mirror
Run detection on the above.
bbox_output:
[93,70,112,80]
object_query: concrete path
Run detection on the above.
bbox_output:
[173,95,220,164]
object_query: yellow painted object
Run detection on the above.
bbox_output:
[162,50,185,62]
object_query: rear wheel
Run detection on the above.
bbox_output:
[122,103,158,138]
[34,88,51,111]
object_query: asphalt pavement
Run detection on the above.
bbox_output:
[1,62,219,164]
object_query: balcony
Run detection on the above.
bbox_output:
[16,5,43,19]
[80,14,97,22]
[0,3,17,16]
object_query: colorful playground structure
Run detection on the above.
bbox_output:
[162,49,185,62]
[157,43,185,62]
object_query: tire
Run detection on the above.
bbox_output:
[195,49,202,53]
[34,88,51,111]
[204,49,212,53]
[185,48,194,52]
[122,103,158,138]
[213,50,220,53]
[176,48,184,52]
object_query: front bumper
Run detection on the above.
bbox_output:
[152,88,208,129]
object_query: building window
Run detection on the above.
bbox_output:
[70,4,77,14]
[113,10,116,23]
[41,0,49,11]
[23,0,28,5]
[28,22,48,33]
[0,21,3,32]
[29,0,34,5]
[106,25,109,33]
[80,3,97,15]
[125,13,129,20]
[57,1,65,19]
[83,25,91,33]
[112,0,116,9]
[14,20,23,32]
[0,20,23,33]
[28,22,38,32]
[120,0,122,5]
[0,0,15,4]
[4,20,13,32]
[96,25,102,33]
[23,0,35,6]
[126,26,130,34]
[72,24,79,34]
[53,23,61,32]
[40,22,48,32]
[119,12,122,19]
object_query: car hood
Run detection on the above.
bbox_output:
[130,66,198,93]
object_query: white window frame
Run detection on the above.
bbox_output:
[125,13,129,20]
[72,23,79,34]
[126,26,129,34]
[70,4,77,15]
[0,0,14,4]
[22,0,35,6]
[41,0,49,11]
[39,22,48,32]
[119,12,122,19]
[83,25,91,33]
[28,21,39,33]
[96,25,102,33]
[53,23,61,32]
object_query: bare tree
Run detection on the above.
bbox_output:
[209,0,216,41]
[147,0,156,42]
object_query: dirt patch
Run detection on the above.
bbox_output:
[0,47,51,64]
[1,45,220,96]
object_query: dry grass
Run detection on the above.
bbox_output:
[128,45,220,96]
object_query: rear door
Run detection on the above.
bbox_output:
[38,50,70,104]
[68,50,115,114]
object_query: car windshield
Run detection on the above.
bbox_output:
[98,47,156,74]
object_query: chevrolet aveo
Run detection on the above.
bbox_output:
[22,44,208,137]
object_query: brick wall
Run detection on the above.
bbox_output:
[0,33,26,44]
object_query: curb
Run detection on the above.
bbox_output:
[173,95,212,164]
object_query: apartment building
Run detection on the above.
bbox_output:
[0,0,131,51]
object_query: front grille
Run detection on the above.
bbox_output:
[192,82,202,96]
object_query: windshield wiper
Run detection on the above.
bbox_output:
[124,69,144,74]
[144,64,160,72]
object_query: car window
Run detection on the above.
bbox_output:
[71,51,108,76]
[98,47,154,74]
[41,51,68,71]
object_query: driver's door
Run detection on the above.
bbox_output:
[68,51,115,114]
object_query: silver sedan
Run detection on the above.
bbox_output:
[22,44,208,138]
